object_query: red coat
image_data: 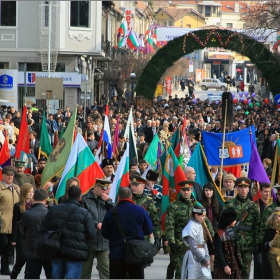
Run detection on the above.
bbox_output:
[240,81,245,91]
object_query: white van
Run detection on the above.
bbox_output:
[199,78,227,91]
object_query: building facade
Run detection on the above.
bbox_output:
[0,1,107,111]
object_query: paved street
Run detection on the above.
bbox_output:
[0,249,254,279]
[0,250,170,279]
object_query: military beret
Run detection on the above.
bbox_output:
[130,174,146,185]
[2,166,16,175]
[146,170,159,182]
[14,160,26,168]
[102,158,114,168]
[178,180,195,190]
[95,178,112,190]
[223,174,236,182]
[236,177,251,188]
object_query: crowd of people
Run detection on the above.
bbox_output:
[0,85,280,279]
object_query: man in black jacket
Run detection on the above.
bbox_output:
[41,186,97,279]
[81,179,114,279]
[19,189,51,279]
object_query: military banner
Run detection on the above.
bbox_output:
[202,126,255,166]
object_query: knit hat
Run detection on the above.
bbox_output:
[223,173,236,182]
[218,208,237,229]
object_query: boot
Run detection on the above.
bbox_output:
[1,268,11,275]
[166,263,175,279]
[9,247,15,265]
[10,269,19,279]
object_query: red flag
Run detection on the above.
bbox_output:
[53,131,59,148]
[0,137,10,165]
[105,104,109,116]
[112,116,120,158]
[15,106,30,159]
[223,165,242,178]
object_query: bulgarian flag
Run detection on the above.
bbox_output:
[127,30,140,49]
[161,146,187,216]
[55,133,104,200]
[109,143,130,203]
[118,20,128,36]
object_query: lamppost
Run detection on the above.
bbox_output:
[130,72,136,105]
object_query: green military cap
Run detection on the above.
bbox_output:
[2,166,16,175]
[95,178,112,190]
[14,160,26,168]
[130,174,146,185]
[178,180,195,190]
[236,177,251,188]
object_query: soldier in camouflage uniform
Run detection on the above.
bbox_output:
[164,180,214,279]
[224,177,261,279]
[130,173,161,251]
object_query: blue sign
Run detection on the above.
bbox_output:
[0,75,13,89]
[274,94,280,104]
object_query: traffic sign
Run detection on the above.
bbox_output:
[274,94,280,104]
[80,80,91,92]
[189,60,193,72]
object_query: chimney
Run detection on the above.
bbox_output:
[234,3,239,13]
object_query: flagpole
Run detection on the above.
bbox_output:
[219,99,227,191]
[219,77,233,191]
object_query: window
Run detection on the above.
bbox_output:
[226,23,233,28]
[55,63,65,72]
[164,21,167,26]
[205,6,211,17]
[0,62,9,69]
[44,1,49,27]
[186,24,191,28]
[18,63,42,72]
[168,20,172,26]
[213,6,216,14]
[0,1,16,26]
[70,1,89,27]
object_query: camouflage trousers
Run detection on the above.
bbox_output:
[240,250,253,279]
[173,248,187,279]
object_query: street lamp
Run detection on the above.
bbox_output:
[130,72,136,105]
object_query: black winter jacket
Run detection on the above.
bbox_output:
[40,199,97,261]
[81,190,114,251]
[19,203,49,259]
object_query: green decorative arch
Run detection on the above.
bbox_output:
[135,29,280,100]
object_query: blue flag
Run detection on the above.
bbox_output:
[202,126,255,166]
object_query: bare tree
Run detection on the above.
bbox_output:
[101,50,152,111]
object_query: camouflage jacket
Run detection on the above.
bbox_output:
[260,200,280,241]
[164,196,214,250]
[224,195,261,252]
[132,193,161,238]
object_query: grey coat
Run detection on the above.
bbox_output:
[82,190,114,251]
